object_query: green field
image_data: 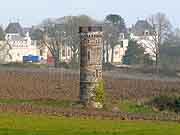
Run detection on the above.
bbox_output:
[0,113,179,135]
[118,100,155,114]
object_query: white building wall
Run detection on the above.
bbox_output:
[4,32,40,63]
[60,46,73,63]
[8,47,38,62]
[104,39,129,64]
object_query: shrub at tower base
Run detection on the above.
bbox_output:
[91,80,105,109]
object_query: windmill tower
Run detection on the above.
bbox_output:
[79,26,103,107]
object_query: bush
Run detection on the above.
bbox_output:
[95,80,105,104]
[174,97,180,113]
[150,96,180,113]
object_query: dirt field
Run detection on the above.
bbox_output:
[0,68,180,102]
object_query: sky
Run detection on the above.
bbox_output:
[0,0,179,28]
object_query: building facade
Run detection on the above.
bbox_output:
[5,32,38,62]
[104,33,129,64]
[3,22,39,63]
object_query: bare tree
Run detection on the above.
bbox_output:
[39,15,96,68]
[64,15,97,65]
[103,24,119,64]
[104,14,126,64]
[144,12,171,73]
[41,30,65,68]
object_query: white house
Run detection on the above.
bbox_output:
[104,33,129,64]
[2,22,39,63]
[5,32,38,63]
[61,45,73,63]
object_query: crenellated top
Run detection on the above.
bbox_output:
[79,26,102,33]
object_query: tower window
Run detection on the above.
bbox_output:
[96,69,98,78]
[87,50,90,61]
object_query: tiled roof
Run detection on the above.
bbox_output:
[132,20,153,36]
[5,22,24,35]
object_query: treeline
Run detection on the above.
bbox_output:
[38,13,180,75]
[0,13,180,75]
[31,14,128,68]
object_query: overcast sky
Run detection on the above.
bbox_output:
[0,0,179,27]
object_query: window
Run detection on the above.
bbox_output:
[115,51,119,55]
[40,50,43,56]
[144,30,149,36]
[121,41,124,48]
[62,49,66,57]
[120,33,124,39]
[95,39,101,44]
[87,50,90,61]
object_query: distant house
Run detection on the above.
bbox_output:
[130,20,153,36]
[130,20,156,60]
[60,44,73,63]
[104,33,129,64]
[4,22,39,63]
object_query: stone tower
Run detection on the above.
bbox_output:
[79,26,103,106]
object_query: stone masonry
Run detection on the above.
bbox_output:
[79,26,103,106]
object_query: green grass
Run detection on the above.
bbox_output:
[119,100,154,114]
[0,99,74,108]
[0,113,179,135]
[0,99,157,114]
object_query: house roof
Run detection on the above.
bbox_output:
[5,22,24,35]
[132,20,153,36]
